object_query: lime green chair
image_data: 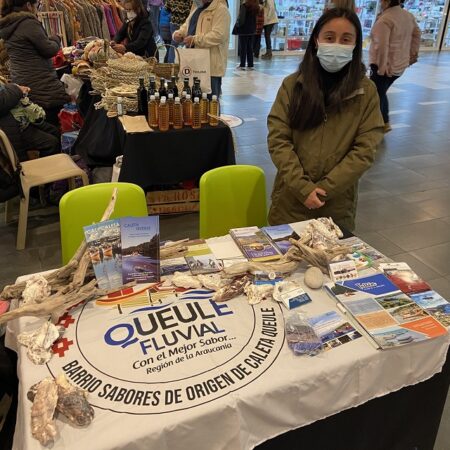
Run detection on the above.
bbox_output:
[199,165,267,239]
[59,182,148,264]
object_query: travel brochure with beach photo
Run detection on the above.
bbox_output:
[84,216,160,288]
[325,273,447,349]
[121,216,160,284]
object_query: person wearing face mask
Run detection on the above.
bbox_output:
[111,0,157,57]
[267,8,384,231]
[0,0,70,127]
[173,0,230,97]
[369,0,420,133]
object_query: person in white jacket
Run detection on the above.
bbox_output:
[261,0,278,59]
[369,0,420,132]
[173,0,230,97]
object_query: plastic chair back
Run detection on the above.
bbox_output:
[59,182,148,264]
[199,165,267,239]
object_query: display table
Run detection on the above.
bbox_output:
[5,222,450,450]
[73,104,235,190]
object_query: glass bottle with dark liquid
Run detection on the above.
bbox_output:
[171,76,179,98]
[159,77,167,98]
[183,77,191,97]
[137,77,148,117]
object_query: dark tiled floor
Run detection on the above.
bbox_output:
[1,52,450,448]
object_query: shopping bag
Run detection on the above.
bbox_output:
[176,47,211,94]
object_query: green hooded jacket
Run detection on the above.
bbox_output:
[268,73,384,231]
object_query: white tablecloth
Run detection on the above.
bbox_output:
[6,223,450,450]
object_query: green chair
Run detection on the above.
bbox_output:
[59,182,148,264]
[199,165,267,239]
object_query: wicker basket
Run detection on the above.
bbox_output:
[148,45,180,79]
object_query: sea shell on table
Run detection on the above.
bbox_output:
[244,283,274,305]
[18,321,64,365]
[303,267,324,289]
[30,377,58,446]
[197,274,232,291]
[213,275,251,302]
[21,275,51,305]
[300,218,343,251]
[55,374,95,427]
[172,271,202,289]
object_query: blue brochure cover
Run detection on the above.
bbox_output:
[121,216,160,284]
[261,224,299,255]
[338,273,400,297]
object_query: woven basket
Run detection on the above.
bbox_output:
[148,45,180,79]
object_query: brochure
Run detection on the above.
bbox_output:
[328,259,358,283]
[229,226,281,262]
[120,216,160,284]
[160,257,190,276]
[325,273,447,349]
[340,236,389,270]
[184,239,222,275]
[84,219,122,290]
[308,311,362,351]
[380,262,450,326]
[261,224,299,255]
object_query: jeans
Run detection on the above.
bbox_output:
[168,22,180,63]
[263,24,275,51]
[210,77,222,98]
[148,6,160,39]
[239,35,254,68]
[370,64,400,124]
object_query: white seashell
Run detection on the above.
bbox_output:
[30,378,58,446]
[22,275,51,305]
[172,271,202,289]
[244,283,274,305]
[304,267,324,289]
[18,322,64,365]
[197,274,232,291]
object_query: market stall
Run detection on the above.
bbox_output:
[3,219,450,450]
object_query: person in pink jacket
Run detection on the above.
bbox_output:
[369,0,420,132]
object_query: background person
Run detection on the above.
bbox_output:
[148,0,163,43]
[261,0,278,59]
[0,81,60,162]
[234,0,260,70]
[173,0,230,97]
[159,5,172,62]
[369,0,420,132]
[112,0,157,57]
[0,0,70,127]
[324,0,356,12]
[253,0,265,58]
[165,0,193,63]
[267,8,384,231]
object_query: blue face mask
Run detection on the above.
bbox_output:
[316,43,355,73]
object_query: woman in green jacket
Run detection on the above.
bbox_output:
[268,8,384,231]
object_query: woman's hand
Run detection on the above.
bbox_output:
[173,31,184,43]
[304,188,327,210]
[16,85,30,96]
[183,36,195,47]
[111,42,126,54]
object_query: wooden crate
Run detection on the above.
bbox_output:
[147,189,199,215]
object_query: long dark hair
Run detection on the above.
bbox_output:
[245,0,260,14]
[1,0,38,17]
[124,0,148,22]
[288,8,365,131]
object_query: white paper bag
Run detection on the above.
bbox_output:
[176,48,212,94]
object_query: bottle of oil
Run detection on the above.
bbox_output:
[183,94,193,126]
[148,76,156,98]
[200,92,209,124]
[155,92,160,105]
[173,97,183,129]
[159,78,167,98]
[183,78,191,97]
[158,97,169,132]
[180,91,187,104]
[167,93,174,126]
[171,76,179,98]
[209,94,219,127]
[148,95,158,128]
[192,97,201,129]
[137,77,148,117]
